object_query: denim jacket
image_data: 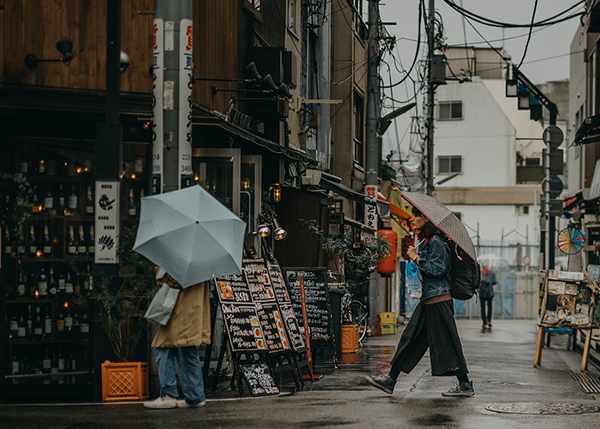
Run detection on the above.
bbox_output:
[416,234,451,301]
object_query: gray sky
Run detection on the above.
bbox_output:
[377,0,583,163]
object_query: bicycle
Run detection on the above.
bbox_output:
[341,286,369,345]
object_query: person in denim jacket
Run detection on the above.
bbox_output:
[366,208,474,397]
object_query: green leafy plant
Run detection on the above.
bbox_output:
[72,226,155,362]
[303,220,389,299]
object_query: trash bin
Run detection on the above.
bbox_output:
[327,284,344,358]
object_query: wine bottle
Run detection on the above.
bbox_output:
[27,267,37,296]
[64,310,73,337]
[28,224,38,257]
[44,184,54,213]
[42,222,52,257]
[88,225,95,255]
[68,185,77,215]
[38,267,48,296]
[65,270,74,295]
[26,305,33,339]
[58,184,66,215]
[85,186,94,215]
[17,262,26,297]
[84,264,94,292]
[12,354,19,375]
[128,188,137,217]
[4,227,12,255]
[17,311,26,338]
[77,225,87,255]
[58,267,66,293]
[48,267,57,297]
[44,307,52,338]
[80,313,89,337]
[67,225,76,254]
[73,271,81,294]
[9,313,18,339]
[17,226,26,256]
[70,353,77,372]
[42,348,51,374]
[56,310,65,338]
[31,188,42,215]
[33,305,43,338]
[58,347,65,371]
[72,312,80,337]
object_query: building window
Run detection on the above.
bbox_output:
[438,101,463,120]
[353,93,364,166]
[437,156,462,174]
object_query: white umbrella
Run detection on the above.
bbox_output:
[133,185,246,287]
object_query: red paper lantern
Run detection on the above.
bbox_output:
[377,229,398,275]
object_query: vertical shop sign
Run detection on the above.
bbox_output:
[94,181,120,264]
[152,19,164,195]
[179,19,193,189]
[365,185,378,232]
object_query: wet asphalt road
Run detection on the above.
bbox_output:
[2,319,600,429]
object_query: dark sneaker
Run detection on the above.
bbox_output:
[365,375,396,394]
[442,381,474,397]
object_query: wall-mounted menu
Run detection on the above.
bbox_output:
[221,303,267,352]
[215,273,252,303]
[283,268,331,342]
[243,259,276,302]
[267,262,306,351]
[240,363,279,396]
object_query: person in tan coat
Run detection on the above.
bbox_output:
[144,268,211,409]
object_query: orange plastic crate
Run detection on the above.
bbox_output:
[341,324,359,353]
[101,362,149,402]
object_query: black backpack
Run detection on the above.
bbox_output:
[448,240,480,300]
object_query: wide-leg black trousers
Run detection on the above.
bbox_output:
[389,300,468,379]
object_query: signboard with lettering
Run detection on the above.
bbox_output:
[283,268,332,342]
[267,262,306,351]
[221,303,267,352]
[151,18,164,195]
[178,18,193,189]
[94,181,120,264]
[240,363,279,396]
[243,259,277,303]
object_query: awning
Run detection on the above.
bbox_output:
[572,113,600,146]
[344,216,376,233]
[319,177,365,203]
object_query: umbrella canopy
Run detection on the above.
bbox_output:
[401,191,477,261]
[133,185,247,287]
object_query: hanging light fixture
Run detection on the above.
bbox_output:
[257,215,271,238]
[269,183,282,203]
[273,218,287,241]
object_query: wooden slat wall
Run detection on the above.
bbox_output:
[193,0,238,114]
[0,0,153,93]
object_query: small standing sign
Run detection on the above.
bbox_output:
[94,181,120,264]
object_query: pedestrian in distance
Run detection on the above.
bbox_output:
[479,265,497,329]
[143,267,211,409]
[365,208,474,397]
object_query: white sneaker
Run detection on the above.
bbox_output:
[143,395,178,409]
[176,399,206,408]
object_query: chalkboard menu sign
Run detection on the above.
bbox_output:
[243,259,277,302]
[221,303,267,351]
[215,273,252,303]
[256,302,289,351]
[267,263,306,351]
[240,363,279,396]
[283,268,332,342]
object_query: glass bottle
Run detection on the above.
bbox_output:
[56,310,65,338]
[58,184,66,215]
[12,354,19,375]
[42,348,51,374]
[48,267,57,297]
[38,157,46,174]
[88,225,95,256]
[17,262,26,297]
[26,305,33,339]
[67,225,76,255]
[77,225,87,255]
[64,310,73,337]
[85,186,94,215]
[72,312,80,338]
[58,347,65,372]
[44,307,52,338]
[33,305,43,338]
[27,266,37,296]
[80,313,89,337]
[31,188,42,215]
[17,310,26,338]
[65,270,74,295]
[28,224,38,257]
[9,312,18,339]
[44,184,54,213]
[58,267,66,293]
[38,267,48,296]
[68,185,77,215]
[128,189,137,217]
[42,222,52,257]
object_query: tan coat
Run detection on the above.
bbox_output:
[151,272,212,348]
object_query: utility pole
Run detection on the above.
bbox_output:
[153,0,193,194]
[365,0,381,327]
[425,0,435,196]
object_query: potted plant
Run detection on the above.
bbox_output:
[72,225,155,401]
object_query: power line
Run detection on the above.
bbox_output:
[516,0,539,68]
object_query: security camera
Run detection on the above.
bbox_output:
[120,51,130,73]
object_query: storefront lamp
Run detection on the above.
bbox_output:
[270,183,282,203]
[518,90,530,110]
[257,222,271,238]
[25,38,74,68]
[273,218,287,241]
[505,79,518,97]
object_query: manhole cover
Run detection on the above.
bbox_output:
[485,403,600,415]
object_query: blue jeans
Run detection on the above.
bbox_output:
[155,346,206,404]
